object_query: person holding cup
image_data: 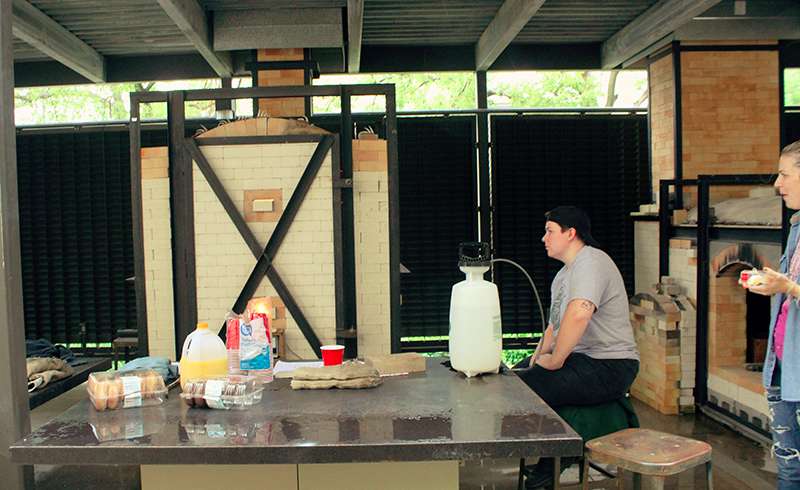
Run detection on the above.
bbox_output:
[745,139,800,489]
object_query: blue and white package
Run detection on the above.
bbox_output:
[239,316,271,371]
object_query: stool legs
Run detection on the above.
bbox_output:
[518,458,525,490]
[581,459,590,490]
[553,457,561,490]
[706,461,713,490]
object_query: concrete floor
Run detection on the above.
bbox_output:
[29,385,777,490]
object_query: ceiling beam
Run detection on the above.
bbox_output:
[347,0,363,73]
[475,0,546,71]
[11,0,105,83]
[214,9,343,50]
[601,0,722,69]
[156,0,233,78]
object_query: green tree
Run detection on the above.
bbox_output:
[313,72,476,113]
[14,79,220,125]
[488,71,602,108]
[786,69,800,106]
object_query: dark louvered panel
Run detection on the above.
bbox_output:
[786,113,800,145]
[491,115,648,336]
[398,116,478,338]
[16,130,143,345]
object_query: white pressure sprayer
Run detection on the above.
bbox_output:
[448,242,502,377]
[448,242,547,378]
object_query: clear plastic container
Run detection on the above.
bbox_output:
[179,322,228,390]
[87,369,167,411]
[181,375,263,410]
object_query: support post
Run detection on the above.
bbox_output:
[168,91,198,357]
[0,0,34,485]
[339,88,358,357]
[477,71,491,245]
[695,177,710,406]
[129,97,149,356]
[658,181,671,278]
[385,86,401,353]
[672,42,684,209]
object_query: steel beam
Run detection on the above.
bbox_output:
[156,0,233,77]
[0,0,34,486]
[129,98,150,356]
[475,0,546,71]
[601,0,722,69]
[167,91,198,357]
[214,8,343,50]
[347,0,364,72]
[11,0,105,82]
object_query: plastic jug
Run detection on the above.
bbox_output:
[178,322,228,389]
[448,242,502,377]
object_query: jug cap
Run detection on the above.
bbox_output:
[197,322,209,330]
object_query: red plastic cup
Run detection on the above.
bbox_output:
[321,345,345,366]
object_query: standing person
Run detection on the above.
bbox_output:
[746,140,800,490]
[516,206,640,407]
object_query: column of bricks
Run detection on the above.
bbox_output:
[140,147,177,360]
[708,274,747,368]
[648,54,675,207]
[257,48,306,118]
[629,289,683,415]
[353,138,391,356]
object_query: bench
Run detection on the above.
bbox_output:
[29,356,112,410]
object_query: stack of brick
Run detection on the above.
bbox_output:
[629,277,695,415]
[668,238,697,302]
[256,48,306,118]
[352,136,391,357]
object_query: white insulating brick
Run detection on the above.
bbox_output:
[222,144,262,159]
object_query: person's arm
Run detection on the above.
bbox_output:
[529,324,555,367]
[535,299,594,370]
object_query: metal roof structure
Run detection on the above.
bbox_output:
[9,0,800,87]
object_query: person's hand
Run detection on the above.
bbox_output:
[748,267,798,297]
[534,353,561,371]
[528,354,536,368]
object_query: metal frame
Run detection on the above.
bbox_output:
[129,83,401,358]
[695,174,775,432]
[1,0,34,486]
[657,174,777,436]
[672,41,684,209]
[476,71,491,246]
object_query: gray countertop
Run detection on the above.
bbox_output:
[11,359,582,465]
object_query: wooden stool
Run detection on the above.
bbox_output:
[582,428,713,490]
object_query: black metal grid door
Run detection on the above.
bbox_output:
[491,115,649,340]
[398,116,478,341]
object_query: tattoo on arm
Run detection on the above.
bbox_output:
[578,300,595,312]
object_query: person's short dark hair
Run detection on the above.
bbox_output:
[544,206,601,248]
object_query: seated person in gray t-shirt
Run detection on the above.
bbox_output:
[516,206,639,409]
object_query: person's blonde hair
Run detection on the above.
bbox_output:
[782,140,800,166]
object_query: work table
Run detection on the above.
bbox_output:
[12,358,581,490]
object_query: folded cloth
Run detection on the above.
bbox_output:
[290,362,382,390]
[26,357,74,392]
[26,339,77,366]
[119,356,177,383]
